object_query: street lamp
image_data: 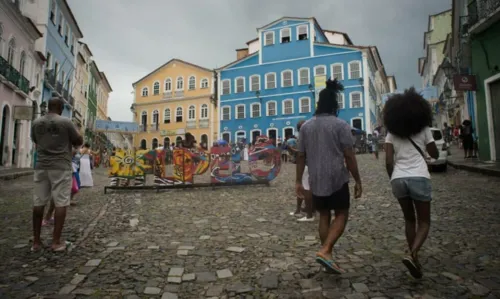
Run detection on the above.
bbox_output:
[441,59,455,80]
[443,83,452,99]
[255,90,261,104]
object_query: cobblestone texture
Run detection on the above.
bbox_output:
[0,155,499,298]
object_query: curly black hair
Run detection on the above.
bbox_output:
[383,87,432,138]
[315,79,344,116]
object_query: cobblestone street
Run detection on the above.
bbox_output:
[1,155,500,299]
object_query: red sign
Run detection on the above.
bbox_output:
[453,75,477,91]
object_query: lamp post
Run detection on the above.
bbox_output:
[255,90,261,104]
[441,59,455,80]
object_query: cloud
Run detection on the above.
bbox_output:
[68,0,451,121]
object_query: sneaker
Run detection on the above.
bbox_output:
[297,216,315,222]
[289,212,302,217]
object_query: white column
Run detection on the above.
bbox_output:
[362,52,371,133]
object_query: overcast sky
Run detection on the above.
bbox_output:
[68,0,451,122]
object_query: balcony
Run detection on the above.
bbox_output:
[186,120,197,129]
[468,0,500,34]
[0,56,30,96]
[139,124,147,132]
[199,119,209,128]
[44,69,57,89]
[150,123,159,132]
[163,91,172,100]
[174,90,184,98]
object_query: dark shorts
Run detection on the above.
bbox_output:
[312,183,350,211]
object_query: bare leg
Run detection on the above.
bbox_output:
[397,197,416,251]
[411,201,431,262]
[318,209,348,256]
[304,190,313,218]
[44,200,55,221]
[294,197,303,214]
[318,210,331,245]
[33,206,45,249]
[51,206,67,249]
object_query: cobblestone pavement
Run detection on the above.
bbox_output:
[1,155,500,299]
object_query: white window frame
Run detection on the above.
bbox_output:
[298,68,310,85]
[351,117,364,130]
[221,105,231,121]
[265,72,276,89]
[142,87,148,97]
[188,75,196,90]
[297,25,309,40]
[250,129,262,141]
[250,75,260,92]
[267,128,278,140]
[337,93,345,109]
[176,76,184,90]
[152,109,159,124]
[235,76,245,93]
[299,97,311,114]
[349,92,363,108]
[200,104,209,119]
[281,69,293,87]
[176,106,183,122]
[314,65,327,76]
[266,100,277,116]
[251,103,261,118]
[200,78,209,89]
[235,104,246,119]
[348,61,362,79]
[331,63,344,81]
[164,108,171,123]
[264,31,275,46]
[235,130,246,143]
[221,132,231,142]
[164,78,172,91]
[153,81,160,95]
[282,99,294,115]
[221,79,231,95]
[282,127,295,139]
[188,105,196,120]
[280,28,291,43]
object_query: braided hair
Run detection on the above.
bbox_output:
[315,79,344,116]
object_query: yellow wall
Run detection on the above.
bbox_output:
[132,59,218,148]
[73,55,89,134]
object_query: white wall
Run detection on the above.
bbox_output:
[323,32,348,45]
[248,40,259,54]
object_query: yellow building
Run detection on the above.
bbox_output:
[73,42,92,134]
[131,59,217,149]
[97,72,112,121]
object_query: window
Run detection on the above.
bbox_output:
[152,138,158,149]
[64,24,69,45]
[265,73,276,89]
[221,106,230,120]
[188,76,196,90]
[176,107,183,122]
[153,81,160,95]
[280,28,291,43]
[7,38,15,64]
[201,78,209,89]
[283,99,293,115]
[352,118,363,130]
[298,68,310,85]
[141,111,147,126]
[299,97,310,113]
[70,36,75,54]
[331,63,344,80]
[176,77,183,90]
[281,70,293,87]
[19,52,26,75]
[188,105,196,120]
[152,110,159,124]
[60,71,65,83]
[251,103,261,118]
[235,77,245,93]
[250,75,260,92]
[264,31,274,46]
[221,79,230,95]
[236,105,245,119]
[314,65,326,76]
[349,61,362,79]
[54,61,59,80]
[297,25,308,40]
[165,78,172,91]
[142,87,148,97]
[164,108,171,123]
[46,52,52,68]
[58,13,63,35]
[200,104,208,119]
[337,93,345,109]
[50,0,56,23]
[267,101,276,116]
[350,92,362,108]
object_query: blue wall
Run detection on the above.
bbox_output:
[220,22,369,143]
[261,20,311,63]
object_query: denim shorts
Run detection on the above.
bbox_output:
[391,177,432,202]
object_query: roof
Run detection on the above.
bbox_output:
[257,16,311,31]
[62,0,84,38]
[236,48,249,51]
[132,59,213,87]
[25,17,43,38]
[246,38,258,45]
[35,51,46,62]
[323,29,353,45]
[216,52,259,71]
[99,72,113,92]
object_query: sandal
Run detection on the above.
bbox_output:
[402,256,423,279]
[52,241,72,252]
[30,244,43,252]
[315,253,345,274]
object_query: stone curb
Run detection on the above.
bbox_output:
[447,161,500,177]
[0,171,34,181]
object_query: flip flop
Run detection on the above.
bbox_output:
[402,256,423,279]
[52,241,72,252]
[30,245,43,253]
[315,253,345,274]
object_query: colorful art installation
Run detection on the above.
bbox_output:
[105,136,281,192]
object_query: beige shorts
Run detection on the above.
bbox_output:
[302,166,310,191]
[33,170,72,208]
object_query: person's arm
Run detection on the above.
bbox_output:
[31,123,37,144]
[424,127,439,159]
[385,135,394,178]
[67,120,83,147]
[295,131,306,186]
[340,124,362,197]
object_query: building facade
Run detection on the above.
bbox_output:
[22,0,83,119]
[72,42,91,134]
[0,0,44,167]
[131,59,217,149]
[85,60,98,146]
[217,17,389,143]
[97,71,111,121]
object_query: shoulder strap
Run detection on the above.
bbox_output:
[408,137,426,160]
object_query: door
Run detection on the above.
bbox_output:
[284,128,293,139]
[12,121,19,165]
[268,129,277,145]
[0,106,10,166]
[236,132,245,143]
[201,134,208,149]
[251,130,261,144]
[152,138,158,149]
[164,137,170,148]
[176,136,182,146]
[222,132,230,143]
[352,119,362,130]
[490,80,500,161]
[140,139,147,150]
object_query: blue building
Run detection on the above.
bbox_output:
[217,17,389,143]
[24,0,83,118]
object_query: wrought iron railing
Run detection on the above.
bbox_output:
[468,0,500,26]
[44,69,57,88]
[0,56,30,94]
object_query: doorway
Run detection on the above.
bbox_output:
[268,129,277,145]
[251,130,261,144]
[490,79,500,161]
[201,134,208,149]
[12,121,19,165]
[140,139,147,150]
[176,136,183,146]
[0,106,10,166]
[236,131,245,143]
[164,137,170,148]
[352,118,362,130]
[152,138,158,149]
[284,128,293,139]
[222,132,230,143]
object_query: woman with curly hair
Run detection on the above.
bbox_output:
[384,88,439,279]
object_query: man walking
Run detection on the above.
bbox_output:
[31,97,83,252]
[296,79,362,273]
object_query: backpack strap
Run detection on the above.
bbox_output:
[408,137,427,160]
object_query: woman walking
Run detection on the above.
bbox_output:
[384,88,439,279]
[79,143,94,187]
